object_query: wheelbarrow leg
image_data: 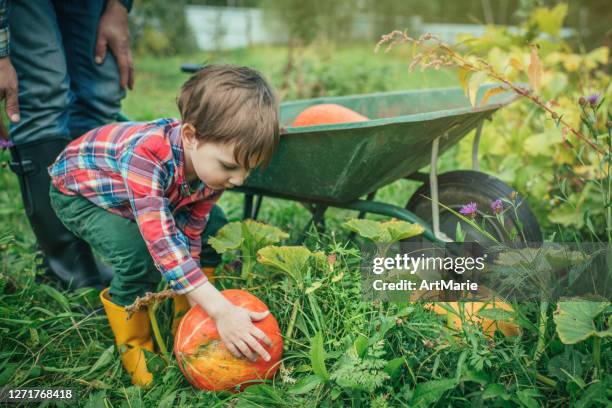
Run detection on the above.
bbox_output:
[243,193,264,220]
[253,195,263,220]
[243,193,254,219]
[299,204,328,243]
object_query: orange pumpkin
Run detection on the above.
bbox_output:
[174,290,283,391]
[291,103,369,127]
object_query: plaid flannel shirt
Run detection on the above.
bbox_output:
[0,0,132,58]
[48,119,223,294]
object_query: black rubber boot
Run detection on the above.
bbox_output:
[9,139,108,290]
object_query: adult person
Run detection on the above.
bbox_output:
[0,0,134,289]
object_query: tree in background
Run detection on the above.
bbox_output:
[261,0,357,47]
[130,0,197,56]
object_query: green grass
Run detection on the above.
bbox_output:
[0,45,609,407]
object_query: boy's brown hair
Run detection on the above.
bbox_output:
[177,64,279,170]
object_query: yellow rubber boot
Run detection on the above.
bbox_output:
[170,267,215,335]
[100,288,154,386]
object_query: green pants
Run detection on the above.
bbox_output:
[49,183,227,306]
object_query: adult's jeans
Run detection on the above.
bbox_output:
[8,0,124,145]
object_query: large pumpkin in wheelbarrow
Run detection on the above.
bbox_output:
[174,290,283,391]
[291,103,369,127]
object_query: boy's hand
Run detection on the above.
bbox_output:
[212,304,273,362]
[186,282,273,362]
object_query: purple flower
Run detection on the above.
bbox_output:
[491,199,503,214]
[587,93,600,107]
[459,202,478,218]
[0,139,13,150]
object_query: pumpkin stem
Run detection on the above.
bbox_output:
[148,302,170,362]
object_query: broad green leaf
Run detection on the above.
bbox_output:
[208,221,243,253]
[548,204,585,228]
[553,300,611,344]
[547,348,583,382]
[208,220,288,254]
[516,388,542,408]
[381,220,424,241]
[384,357,405,380]
[343,219,424,243]
[257,246,314,283]
[411,379,457,407]
[493,246,585,273]
[575,379,611,408]
[343,219,389,242]
[85,345,115,378]
[482,383,511,400]
[143,349,165,375]
[461,368,491,385]
[309,332,329,381]
[288,375,322,395]
[244,219,289,246]
[353,334,368,358]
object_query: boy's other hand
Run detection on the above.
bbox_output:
[213,304,273,362]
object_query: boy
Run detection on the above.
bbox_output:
[47,65,280,386]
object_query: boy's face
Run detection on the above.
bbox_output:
[190,142,250,190]
[182,124,253,190]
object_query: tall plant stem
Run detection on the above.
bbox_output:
[533,301,548,362]
[285,297,301,345]
[593,336,601,374]
[242,251,256,285]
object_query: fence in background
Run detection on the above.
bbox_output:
[185,5,574,50]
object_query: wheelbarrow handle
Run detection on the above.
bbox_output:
[180,63,206,74]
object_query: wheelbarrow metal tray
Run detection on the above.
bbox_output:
[245,85,518,204]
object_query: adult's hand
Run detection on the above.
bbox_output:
[0,57,19,122]
[95,0,134,90]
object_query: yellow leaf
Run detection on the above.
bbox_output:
[468,71,487,108]
[561,54,581,73]
[586,47,609,65]
[528,44,542,92]
[480,86,506,106]
[458,67,471,97]
[531,4,568,37]
[510,57,524,72]
[331,271,344,283]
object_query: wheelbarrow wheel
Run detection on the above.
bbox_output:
[405,170,542,243]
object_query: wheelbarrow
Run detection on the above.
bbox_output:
[141,65,543,244]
